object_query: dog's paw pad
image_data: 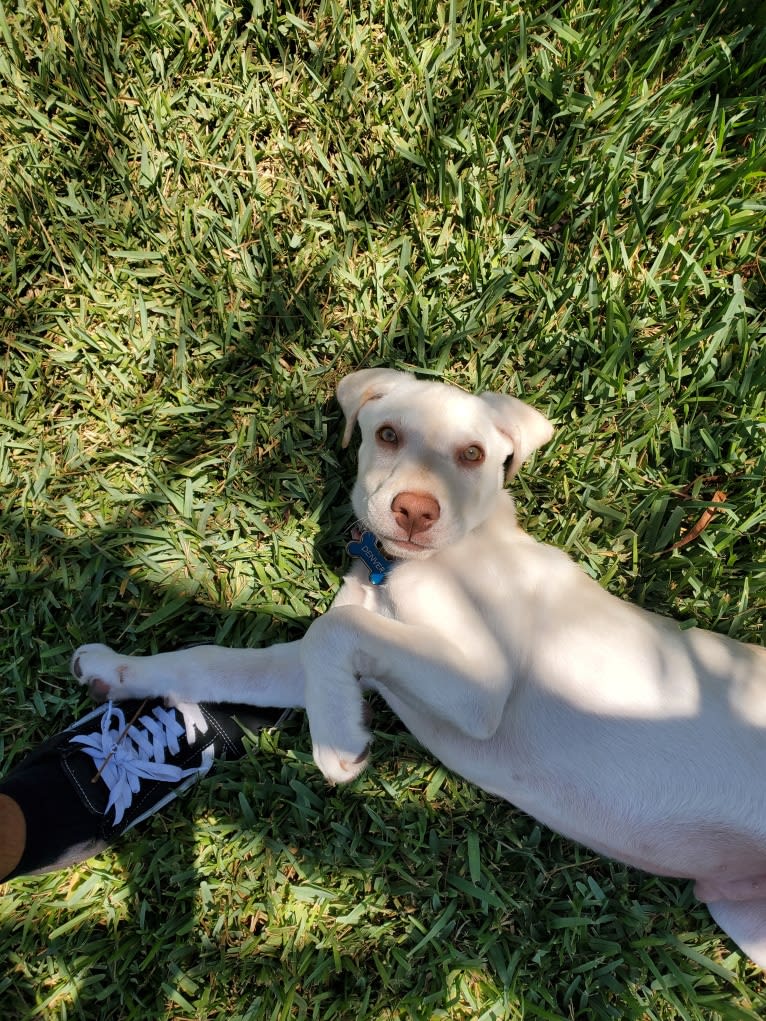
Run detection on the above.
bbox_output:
[71,644,130,699]
[312,741,371,785]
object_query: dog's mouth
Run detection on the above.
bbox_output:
[381,535,436,557]
[352,519,440,559]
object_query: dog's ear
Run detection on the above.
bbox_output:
[479,392,554,479]
[336,369,408,447]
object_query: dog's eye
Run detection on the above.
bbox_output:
[460,444,485,464]
[376,426,399,446]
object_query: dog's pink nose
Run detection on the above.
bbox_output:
[391,492,440,538]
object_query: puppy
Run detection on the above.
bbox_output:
[73,369,766,965]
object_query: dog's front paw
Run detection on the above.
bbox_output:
[71,643,137,701]
[303,652,372,784]
[304,698,369,784]
[307,695,371,784]
[312,739,371,785]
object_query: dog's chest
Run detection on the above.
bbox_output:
[334,563,398,617]
[340,558,497,640]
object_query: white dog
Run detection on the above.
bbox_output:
[72,368,766,966]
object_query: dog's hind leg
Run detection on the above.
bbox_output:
[704,898,766,967]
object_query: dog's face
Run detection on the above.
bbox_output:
[337,369,553,559]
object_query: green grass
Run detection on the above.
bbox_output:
[1,0,765,1016]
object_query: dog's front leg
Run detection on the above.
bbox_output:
[72,641,307,708]
[300,604,511,784]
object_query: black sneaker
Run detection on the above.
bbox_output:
[0,699,289,881]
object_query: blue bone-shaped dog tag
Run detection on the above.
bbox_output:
[347,531,394,585]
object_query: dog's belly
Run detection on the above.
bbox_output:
[380,683,766,890]
[364,551,766,890]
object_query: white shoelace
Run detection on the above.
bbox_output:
[71,703,202,825]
